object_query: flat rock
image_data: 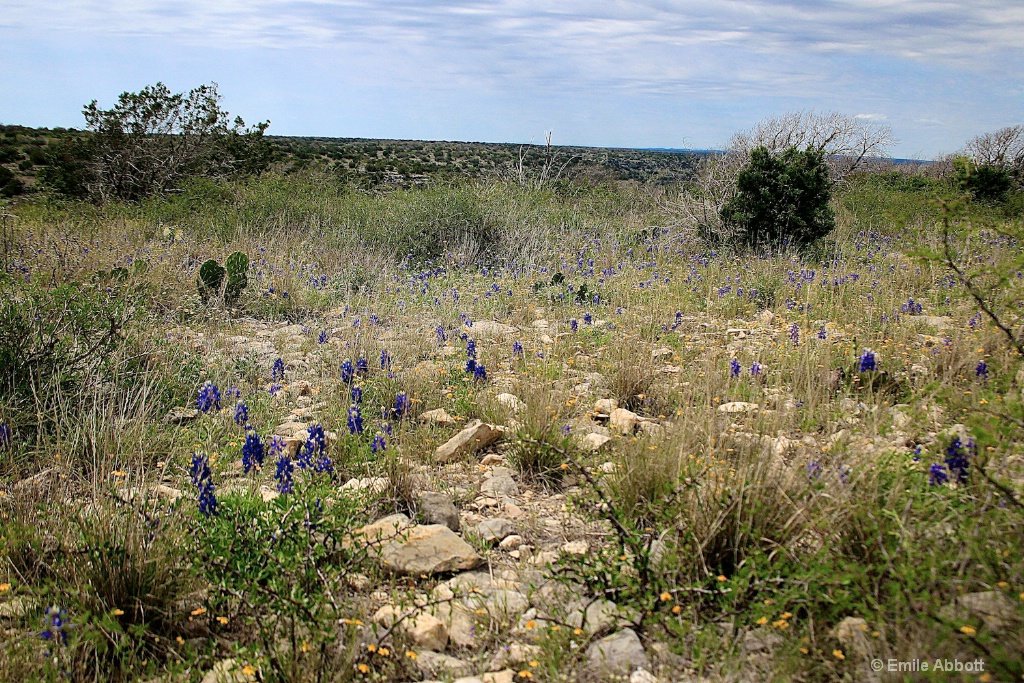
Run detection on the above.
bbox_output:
[420,408,458,425]
[436,420,504,462]
[381,525,483,575]
[415,650,473,678]
[718,401,760,414]
[577,433,612,452]
[164,407,201,425]
[466,321,518,339]
[579,628,649,682]
[353,513,410,547]
[476,518,516,543]
[830,617,871,657]
[496,393,525,412]
[594,398,619,415]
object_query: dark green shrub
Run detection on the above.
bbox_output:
[953,156,1012,203]
[721,146,835,249]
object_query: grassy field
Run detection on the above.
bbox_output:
[1,163,1023,682]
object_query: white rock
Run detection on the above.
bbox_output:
[717,401,760,414]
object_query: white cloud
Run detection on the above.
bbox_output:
[855,113,888,120]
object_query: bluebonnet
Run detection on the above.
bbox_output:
[900,298,923,315]
[858,349,877,373]
[196,381,221,413]
[268,383,282,396]
[512,340,523,357]
[583,313,593,325]
[0,422,11,451]
[347,404,364,434]
[465,339,478,373]
[436,325,446,343]
[340,359,354,384]
[40,606,69,644]
[272,358,285,381]
[371,433,387,453]
[351,385,363,403]
[730,359,741,378]
[968,312,982,329]
[380,349,392,369]
[189,453,217,517]
[929,463,949,486]
[274,453,294,494]
[394,392,410,417]
[570,319,579,332]
[225,385,241,400]
[750,362,763,377]
[807,461,823,479]
[789,323,800,345]
[241,431,265,473]
[233,402,249,426]
[473,364,487,382]
[944,437,972,484]
[318,330,329,344]
[975,361,989,380]
[356,355,368,375]
[818,326,827,340]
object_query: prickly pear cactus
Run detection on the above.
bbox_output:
[224,251,249,304]
[198,259,226,300]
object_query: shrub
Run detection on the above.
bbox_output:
[720,145,835,249]
[953,156,1012,203]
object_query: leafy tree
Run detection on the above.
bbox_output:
[720,146,835,249]
[45,82,270,201]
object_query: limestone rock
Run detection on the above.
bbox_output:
[418,491,461,531]
[594,398,619,415]
[577,433,612,452]
[477,518,516,544]
[381,525,483,575]
[942,591,1018,632]
[609,408,640,434]
[579,628,649,682]
[164,407,200,425]
[651,347,674,361]
[496,393,525,412]
[499,534,525,550]
[415,650,473,679]
[718,401,760,414]
[831,617,871,657]
[353,513,410,548]
[480,467,519,497]
[466,321,517,339]
[436,420,504,462]
[200,659,257,683]
[420,408,458,425]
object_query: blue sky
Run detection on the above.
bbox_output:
[2,1,1021,158]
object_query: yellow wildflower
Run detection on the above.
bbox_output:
[960,625,976,636]
[832,649,845,660]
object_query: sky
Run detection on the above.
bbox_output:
[1,1,1022,159]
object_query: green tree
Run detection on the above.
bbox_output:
[952,156,1012,203]
[46,82,270,201]
[720,146,835,249]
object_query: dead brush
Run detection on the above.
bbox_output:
[506,390,577,487]
[604,341,668,414]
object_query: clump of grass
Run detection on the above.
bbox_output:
[507,393,577,487]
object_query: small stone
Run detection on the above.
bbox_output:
[435,420,504,462]
[594,398,619,415]
[599,461,616,473]
[480,467,519,497]
[340,477,390,494]
[561,540,589,556]
[352,513,411,547]
[480,454,505,466]
[717,401,760,414]
[482,671,515,683]
[579,628,649,682]
[407,613,450,651]
[496,393,525,412]
[651,347,673,360]
[742,628,784,653]
[831,617,871,657]
[477,518,516,543]
[577,433,612,452]
[415,651,473,678]
[609,408,640,435]
[499,534,525,550]
[630,670,659,683]
[420,408,458,425]
[418,491,461,531]
[163,407,200,425]
[467,321,518,339]
[200,658,257,683]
